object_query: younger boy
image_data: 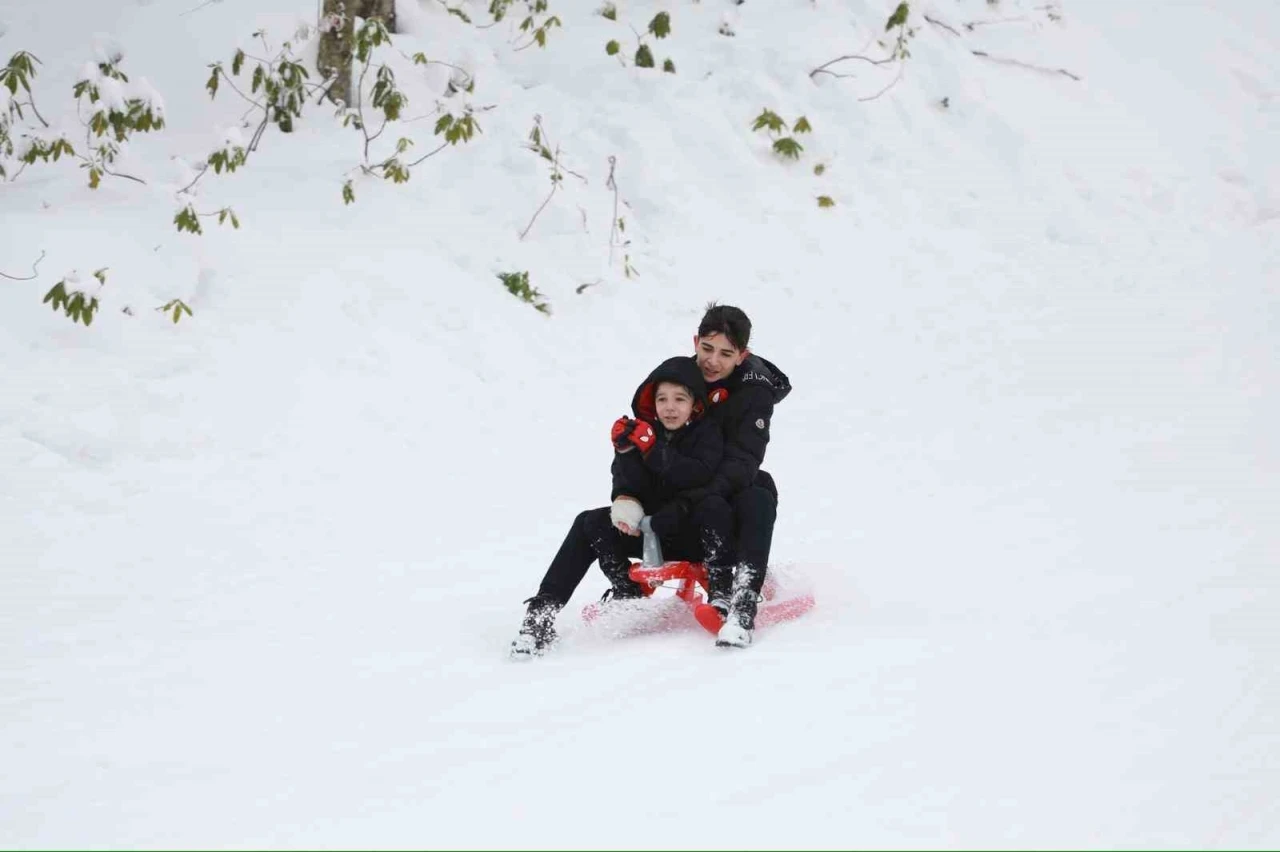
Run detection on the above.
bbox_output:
[511,356,735,657]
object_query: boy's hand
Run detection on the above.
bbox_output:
[611,416,656,453]
[611,416,635,451]
[625,419,656,453]
[649,500,686,538]
[610,496,644,536]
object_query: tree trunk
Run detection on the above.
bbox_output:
[317,0,355,106]
[359,0,396,32]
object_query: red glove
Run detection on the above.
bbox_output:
[626,419,656,452]
[612,416,656,452]
[611,416,635,450]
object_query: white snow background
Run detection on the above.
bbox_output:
[1,0,1277,847]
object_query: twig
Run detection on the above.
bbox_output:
[405,140,449,166]
[177,162,210,195]
[0,250,46,281]
[14,98,50,128]
[970,49,1081,81]
[103,165,147,185]
[606,155,621,265]
[214,67,267,111]
[963,16,1029,31]
[355,57,374,161]
[180,0,220,16]
[519,145,562,240]
[809,52,896,79]
[857,63,905,102]
[923,14,961,37]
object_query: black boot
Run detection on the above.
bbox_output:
[705,563,735,615]
[716,567,760,648]
[598,554,647,601]
[510,594,564,658]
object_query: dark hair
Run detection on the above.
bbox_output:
[696,302,752,351]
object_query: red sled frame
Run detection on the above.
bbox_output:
[583,516,815,635]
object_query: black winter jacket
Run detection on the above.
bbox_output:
[610,357,724,513]
[679,353,791,504]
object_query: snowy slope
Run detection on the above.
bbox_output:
[2,0,1278,846]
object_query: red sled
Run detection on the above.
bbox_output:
[581,559,814,636]
[582,515,814,636]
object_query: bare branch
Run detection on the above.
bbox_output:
[857,63,906,102]
[810,52,895,79]
[923,14,961,37]
[971,49,1081,81]
[405,140,449,167]
[963,16,1030,31]
[519,145,563,241]
[0,250,46,281]
[180,0,220,16]
[102,165,148,185]
[177,161,210,195]
[214,66,266,110]
[606,155,621,265]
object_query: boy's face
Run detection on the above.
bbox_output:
[694,332,748,383]
[654,381,695,431]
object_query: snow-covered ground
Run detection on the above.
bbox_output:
[2,0,1277,846]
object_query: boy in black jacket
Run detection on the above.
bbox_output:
[511,357,735,657]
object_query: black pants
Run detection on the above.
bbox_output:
[536,496,736,605]
[535,488,776,605]
[730,484,778,596]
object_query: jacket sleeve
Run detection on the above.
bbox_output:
[680,388,774,502]
[610,449,650,503]
[643,422,724,492]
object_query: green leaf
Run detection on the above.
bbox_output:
[663,58,676,73]
[88,167,102,189]
[751,109,786,134]
[793,116,812,134]
[232,49,245,76]
[635,44,655,68]
[412,52,429,65]
[230,210,239,229]
[251,65,265,94]
[434,114,455,136]
[342,180,355,205]
[886,1,909,30]
[605,39,620,56]
[772,137,803,159]
[206,68,219,99]
[42,282,67,308]
[817,195,835,208]
[648,12,671,38]
[813,163,826,176]
[600,3,617,20]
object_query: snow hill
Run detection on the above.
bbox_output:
[2,0,1277,846]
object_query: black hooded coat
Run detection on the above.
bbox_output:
[609,356,724,514]
[678,353,792,504]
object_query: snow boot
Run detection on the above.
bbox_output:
[598,554,650,602]
[694,563,735,634]
[510,594,564,659]
[716,574,760,649]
